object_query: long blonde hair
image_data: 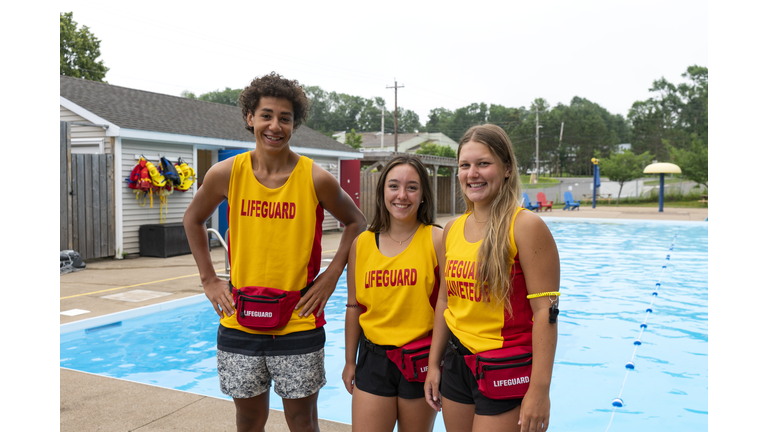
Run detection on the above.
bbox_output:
[457,124,522,314]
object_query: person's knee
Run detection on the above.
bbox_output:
[234,399,269,431]
[235,408,268,431]
[284,405,318,432]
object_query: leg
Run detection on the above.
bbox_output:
[352,388,398,432]
[218,350,272,432]
[472,405,521,432]
[282,392,320,432]
[442,398,475,432]
[396,395,438,432]
[268,348,327,432]
[233,393,271,432]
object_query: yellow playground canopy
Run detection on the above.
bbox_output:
[643,162,681,174]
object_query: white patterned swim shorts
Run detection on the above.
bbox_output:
[217,348,326,399]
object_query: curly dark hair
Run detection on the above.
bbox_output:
[239,72,310,133]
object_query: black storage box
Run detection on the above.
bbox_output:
[139,223,192,258]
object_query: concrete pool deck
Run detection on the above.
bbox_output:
[60,206,707,431]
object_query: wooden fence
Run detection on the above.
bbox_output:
[60,121,116,259]
[359,172,381,223]
[359,171,465,223]
[437,176,466,215]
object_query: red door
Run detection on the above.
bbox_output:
[340,159,361,208]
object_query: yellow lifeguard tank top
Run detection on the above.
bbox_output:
[443,208,533,353]
[222,152,325,335]
[354,224,439,347]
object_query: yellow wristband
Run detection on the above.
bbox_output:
[526,292,561,299]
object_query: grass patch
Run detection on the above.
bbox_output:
[642,178,690,186]
[610,200,708,208]
[520,175,559,185]
[602,186,708,208]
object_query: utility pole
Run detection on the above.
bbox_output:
[380,106,385,150]
[558,122,564,177]
[534,109,541,183]
[386,79,404,152]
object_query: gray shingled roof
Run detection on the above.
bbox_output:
[60,75,357,153]
[360,132,421,148]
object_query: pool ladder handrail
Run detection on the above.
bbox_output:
[206,228,230,281]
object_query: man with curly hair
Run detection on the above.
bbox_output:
[184,72,366,431]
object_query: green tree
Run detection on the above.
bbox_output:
[628,65,708,161]
[416,143,456,175]
[668,134,708,188]
[416,143,456,158]
[599,150,652,203]
[344,128,363,149]
[302,85,422,134]
[198,87,241,106]
[181,87,241,106]
[60,12,109,82]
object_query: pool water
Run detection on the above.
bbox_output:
[60,219,708,431]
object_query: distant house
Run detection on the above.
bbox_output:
[334,131,459,154]
[60,76,361,257]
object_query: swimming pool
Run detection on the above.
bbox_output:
[60,218,708,431]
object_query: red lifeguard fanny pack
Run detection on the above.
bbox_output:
[386,335,432,383]
[231,282,312,330]
[463,345,533,400]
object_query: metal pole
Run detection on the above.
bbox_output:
[592,166,597,209]
[381,106,384,150]
[535,110,540,183]
[451,166,456,216]
[659,173,665,212]
[394,82,398,152]
[591,158,599,209]
[386,80,404,153]
[432,165,438,220]
[558,121,564,177]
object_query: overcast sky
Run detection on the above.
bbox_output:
[59,0,707,125]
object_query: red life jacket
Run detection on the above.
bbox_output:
[137,160,152,192]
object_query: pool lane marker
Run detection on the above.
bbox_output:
[604,231,678,432]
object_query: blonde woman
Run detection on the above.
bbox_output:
[344,155,442,432]
[424,124,560,432]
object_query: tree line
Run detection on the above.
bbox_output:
[179,66,706,185]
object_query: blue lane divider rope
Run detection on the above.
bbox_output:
[604,231,678,432]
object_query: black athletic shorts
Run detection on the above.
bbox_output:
[440,331,523,416]
[354,335,425,400]
[217,325,325,356]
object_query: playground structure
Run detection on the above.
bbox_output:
[643,163,682,212]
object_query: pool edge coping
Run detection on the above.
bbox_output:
[60,266,333,335]
[540,216,708,226]
[60,294,208,335]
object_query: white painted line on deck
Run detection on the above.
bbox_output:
[60,309,90,316]
[101,290,173,303]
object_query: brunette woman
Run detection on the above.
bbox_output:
[344,155,443,432]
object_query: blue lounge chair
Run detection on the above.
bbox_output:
[563,191,580,211]
[522,193,540,211]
